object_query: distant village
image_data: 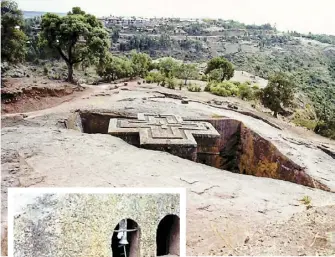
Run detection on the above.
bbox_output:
[97,15,208,37]
[93,15,276,51]
[24,12,275,41]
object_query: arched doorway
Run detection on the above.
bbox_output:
[156,214,180,256]
[111,219,140,257]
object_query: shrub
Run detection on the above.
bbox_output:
[231,81,241,86]
[200,74,208,81]
[166,77,177,89]
[178,81,183,90]
[187,84,201,92]
[292,118,317,130]
[300,196,311,205]
[252,84,260,90]
[145,74,154,83]
[204,81,261,100]
[145,71,167,86]
[204,82,213,92]
[238,83,254,100]
[314,119,335,139]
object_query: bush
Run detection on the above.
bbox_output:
[178,81,183,90]
[292,118,317,130]
[145,74,154,83]
[166,77,177,89]
[300,196,311,205]
[238,83,254,100]
[145,71,165,85]
[204,82,213,92]
[187,84,201,92]
[314,119,335,139]
[231,81,241,86]
[204,81,261,100]
[200,74,208,81]
[252,84,260,90]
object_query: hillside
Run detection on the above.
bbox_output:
[105,20,334,137]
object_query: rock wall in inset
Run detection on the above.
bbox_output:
[14,194,180,257]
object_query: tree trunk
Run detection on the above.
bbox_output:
[184,79,187,85]
[67,63,74,83]
[273,111,278,118]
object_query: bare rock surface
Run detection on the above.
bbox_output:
[13,193,179,257]
[2,80,335,255]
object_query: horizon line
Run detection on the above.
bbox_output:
[22,10,335,36]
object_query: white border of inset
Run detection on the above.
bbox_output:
[7,187,186,257]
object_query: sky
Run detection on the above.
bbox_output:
[16,0,335,35]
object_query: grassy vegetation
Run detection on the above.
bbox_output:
[187,84,201,92]
[292,118,317,130]
[300,195,312,205]
[224,40,335,137]
[205,81,260,100]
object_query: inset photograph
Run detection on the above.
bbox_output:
[8,188,185,257]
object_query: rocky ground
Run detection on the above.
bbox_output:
[1,78,335,256]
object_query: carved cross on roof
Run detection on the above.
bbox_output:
[108,113,220,147]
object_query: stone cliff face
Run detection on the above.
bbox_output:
[14,194,180,257]
[237,124,331,191]
[204,119,331,192]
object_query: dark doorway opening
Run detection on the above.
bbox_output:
[156,214,180,256]
[111,219,140,257]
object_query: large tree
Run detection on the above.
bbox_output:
[261,73,295,117]
[40,7,110,82]
[205,56,234,81]
[1,0,28,63]
[97,53,133,82]
[130,50,152,78]
[158,57,180,78]
[176,63,198,85]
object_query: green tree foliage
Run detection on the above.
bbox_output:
[314,117,335,140]
[123,34,172,52]
[208,69,223,82]
[205,81,259,100]
[158,57,180,78]
[179,39,203,51]
[328,60,335,80]
[183,23,206,35]
[97,53,133,81]
[187,84,201,92]
[176,63,198,85]
[261,73,295,117]
[165,77,177,89]
[205,57,234,81]
[111,27,120,43]
[130,50,152,77]
[1,0,28,63]
[22,16,60,62]
[40,7,110,82]
[301,33,335,45]
[145,71,165,85]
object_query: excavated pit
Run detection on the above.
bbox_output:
[66,110,331,191]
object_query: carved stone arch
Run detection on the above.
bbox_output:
[111,218,140,257]
[156,214,180,256]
